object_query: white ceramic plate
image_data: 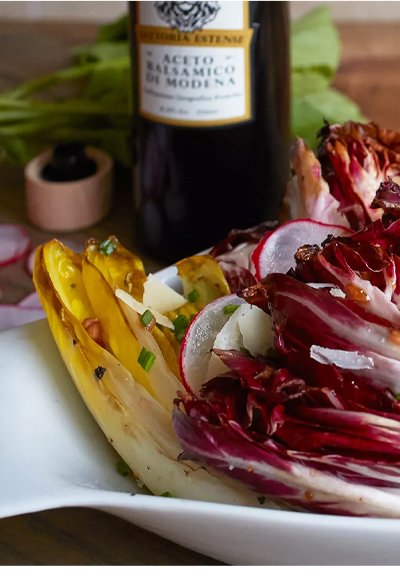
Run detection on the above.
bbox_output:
[1,265,400,565]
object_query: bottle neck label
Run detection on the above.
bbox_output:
[136,1,253,127]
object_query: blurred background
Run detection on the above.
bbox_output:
[2,1,400,22]
[0,1,398,177]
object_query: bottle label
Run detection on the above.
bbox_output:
[136,1,253,127]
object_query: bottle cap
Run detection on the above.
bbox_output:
[24,146,113,232]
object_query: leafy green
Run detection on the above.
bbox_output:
[96,13,129,43]
[291,6,340,77]
[292,88,366,149]
[0,7,365,166]
[290,6,365,148]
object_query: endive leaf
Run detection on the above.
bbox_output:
[176,255,230,310]
[85,236,146,301]
[34,245,267,507]
[43,240,93,322]
[81,258,156,400]
[84,236,180,377]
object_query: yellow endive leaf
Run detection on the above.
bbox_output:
[85,236,147,301]
[34,245,262,507]
[43,239,93,322]
[85,237,180,376]
[81,258,156,400]
[176,255,230,310]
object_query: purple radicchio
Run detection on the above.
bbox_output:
[209,222,275,292]
[174,347,400,517]
[287,121,400,231]
[174,201,400,516]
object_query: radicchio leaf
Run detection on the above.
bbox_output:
[242,273,400,392]
[209,222,275,292]
[288,122,400,232]
[284,138,349,226]
[174,348,400,516]
[317,121,400,230]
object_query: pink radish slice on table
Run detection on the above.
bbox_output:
[18,291,42,309]
[180,294,245,394]
[0,305,45,332]
[26,240,84,277]
[25,248,36,276]
[252,219,352,280]
[0,224,30,267]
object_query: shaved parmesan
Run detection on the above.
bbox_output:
[206,304,273,381]
[115,288,174,329]
[310,345,374,370]
[237,305,273,357]
[143,274,188,314]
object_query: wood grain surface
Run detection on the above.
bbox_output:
[0,19,399,566]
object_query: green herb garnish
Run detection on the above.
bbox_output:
[223,304,240,315]
[160,491,173,498]
[173,314,189,342]
[138,347,156,372]
[187,289,199,303]
[116,459,132,477]
[99,239,116,255]
[140,309,155,328]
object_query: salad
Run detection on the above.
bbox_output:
[34,121,400,517]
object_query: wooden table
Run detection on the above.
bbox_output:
[0,19,400,565]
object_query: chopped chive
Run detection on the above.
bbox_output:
[116,459,132,477]
[138,347,156,372]
[223,304,240,315]
[173,314,189,342]
[140,309,155,327]
[187,289,199,303]
[99,239,116,255]
[160,491,173,498]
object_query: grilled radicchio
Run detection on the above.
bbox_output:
[174,196,400,517]
[209,222,275,292]
[288,121,400,231]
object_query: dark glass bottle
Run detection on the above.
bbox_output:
[130,1,290,263]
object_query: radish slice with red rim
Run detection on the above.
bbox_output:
[179,294,245,394]
[252,219,352,280]
[0,305,45,332]
[18,291,42,309]
[0,224,31,267]
[25,248,36,276]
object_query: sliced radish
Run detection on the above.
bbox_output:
[25,247,36,276]
[205,303,273,384]
[252,219,351,280]
[0,224,30,268]
[18,291,42,309]
[0,305,45,332]
[180,294,246,393]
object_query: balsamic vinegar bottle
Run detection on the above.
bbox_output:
[130,1,290,262]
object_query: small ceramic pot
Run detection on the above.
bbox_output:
[25,147,113,232]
